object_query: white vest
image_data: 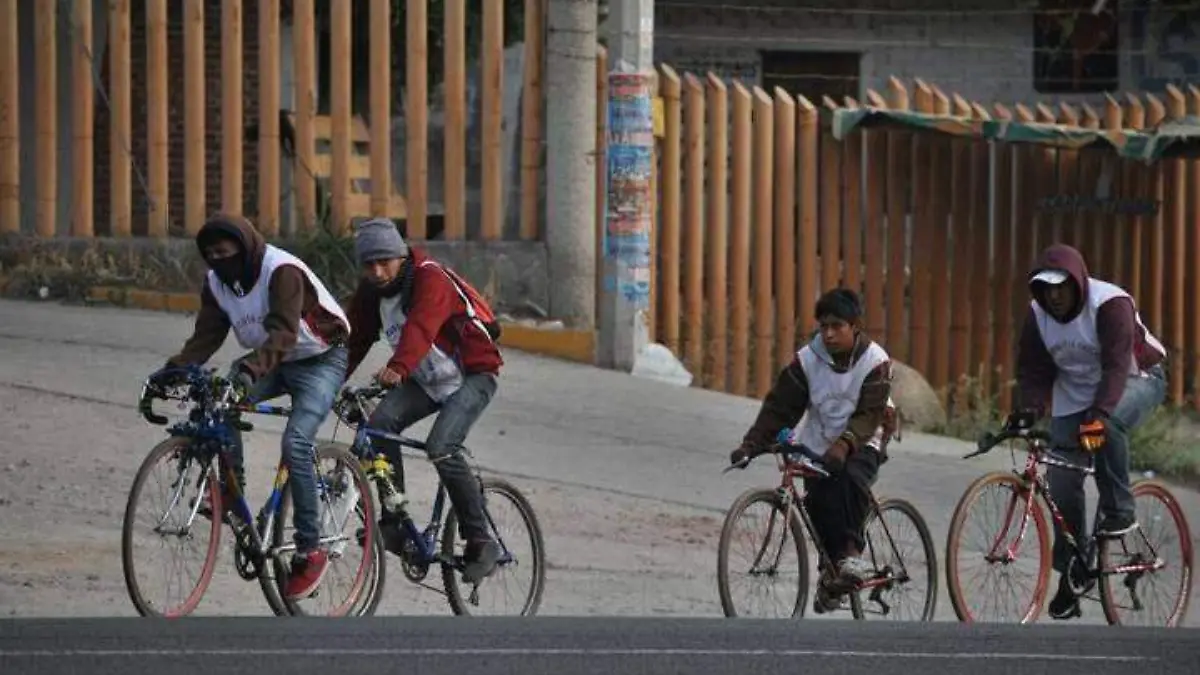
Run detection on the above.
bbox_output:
[1032,278,1166,417]
[787,341,890,457]
[206,244,350,363]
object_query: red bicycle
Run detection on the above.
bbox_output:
[716,438,938,621]
[945,424,1194,626]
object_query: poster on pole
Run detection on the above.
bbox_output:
[604,70,655,309]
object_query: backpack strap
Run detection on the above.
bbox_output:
[417,260,496,344]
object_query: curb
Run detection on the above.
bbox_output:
[84,285,596,365]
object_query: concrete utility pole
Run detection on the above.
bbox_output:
[545,0,598,330]
[598,0,655,371]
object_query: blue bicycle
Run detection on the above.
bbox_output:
[329,384,546,616]
[120,364,384,617]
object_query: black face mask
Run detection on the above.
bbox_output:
[209,255,245,293]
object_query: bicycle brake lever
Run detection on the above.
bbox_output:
[723,457,752,474]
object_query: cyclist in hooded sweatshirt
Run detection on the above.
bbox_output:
[1010,242,1166,620]
[728,288,894,614]
[150,213,352,601]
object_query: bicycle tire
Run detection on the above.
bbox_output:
[1098,478,1194,627]
[716,487,810,618]
[259,442,381,617]
[945,470,1053,624]
[441,476,547,616]
[350,499,388,617]
[850,497,939,621]
[121,437,223,618]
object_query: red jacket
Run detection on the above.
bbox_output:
[344,247,503,380]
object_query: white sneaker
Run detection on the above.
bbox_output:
[837,556,873,583]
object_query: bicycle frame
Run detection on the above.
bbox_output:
[332,390,513,572]
[158,396,349,574]
[977,431,1165,582]
[758,446,910,595]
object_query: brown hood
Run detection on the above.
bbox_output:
[195,213,267,292]
[1029,243,1089,323]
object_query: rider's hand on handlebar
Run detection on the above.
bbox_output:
[373,365,405,388]
[147,363,183,391]
[728,443,756,469]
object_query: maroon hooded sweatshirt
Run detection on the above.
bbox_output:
[1016,243,1163,418]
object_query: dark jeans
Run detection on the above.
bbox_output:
[1047,365,1166,573]
[366,372,498,542]
[227,345,349,554]
[803,447,881,566]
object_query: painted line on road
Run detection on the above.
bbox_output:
[0,648,1157,662]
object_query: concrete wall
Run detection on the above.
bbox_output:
[655,0,1200,107]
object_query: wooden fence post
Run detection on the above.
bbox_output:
[72,0,94,238]
[705,73,729,392]
[146,0,169,238]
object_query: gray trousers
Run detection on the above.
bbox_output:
[1047,365,1165,573]
[366,373,498,542]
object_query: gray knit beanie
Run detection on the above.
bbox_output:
[354,217,409,264]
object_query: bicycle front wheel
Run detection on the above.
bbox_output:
[261,442,381,617]
[121,437,222,618]
[716,487,809,618]
[851,497,938,621]
[1099,478,1194,627]
[945,471,1053,624]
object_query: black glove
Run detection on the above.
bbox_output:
[147,362,184,390]
[1004,409,1038,432]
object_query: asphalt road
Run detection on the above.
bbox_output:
[2,616,1197,675]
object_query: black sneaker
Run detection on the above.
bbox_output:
[812,570,842,614]
[1095,515,1138,538]
[461,538,502,583]
[355,515,409,556]
[1048,575,1082,620]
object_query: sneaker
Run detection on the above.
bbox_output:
[284,549,329,600]
[836,556,874,585]
[1048,575,1082,620]
[1095,515,1139,538]
[812,569,842,615]
[461,538,502,583]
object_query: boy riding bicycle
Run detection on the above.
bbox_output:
[729,288,894,613]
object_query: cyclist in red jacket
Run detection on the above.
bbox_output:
[341,217,505,583]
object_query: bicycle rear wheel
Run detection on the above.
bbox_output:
[121,437,222,618]
[945,471,1053,624]
[850,497,938,621]
[441,477,546,616]
[260,442,381,616]
[716,487,810,618]
[1098,479,1194,627]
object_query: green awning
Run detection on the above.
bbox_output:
[830,108,1200,163]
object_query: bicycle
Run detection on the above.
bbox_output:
[328,383,547,616]
[945,424,1194,626]
[120,364,383,618]
[716,430,938,621]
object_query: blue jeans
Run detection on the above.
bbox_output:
[228,345,348,554]
[1047,364,1166,573]
[366,373,498,541]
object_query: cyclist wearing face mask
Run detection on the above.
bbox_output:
[148,213,351,602]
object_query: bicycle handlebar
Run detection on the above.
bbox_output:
[138,364,244,428]
[724,441,832,479]
[964,426,1053,460]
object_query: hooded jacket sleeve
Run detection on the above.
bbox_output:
[168,284,231,367]
[840,361,892,452]
[741,359,811,449]
[1093,296,1137,417]
[237,265,308,380]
